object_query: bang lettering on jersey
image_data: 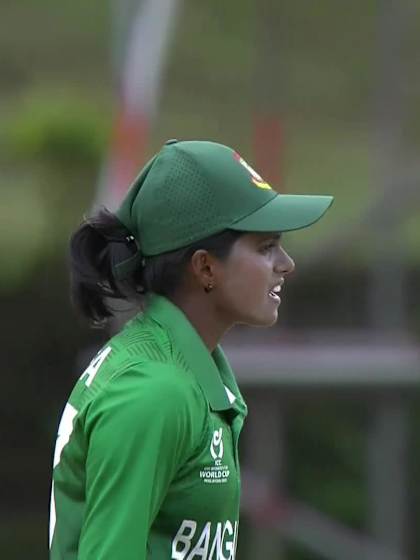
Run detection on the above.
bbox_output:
[171,519,238,560]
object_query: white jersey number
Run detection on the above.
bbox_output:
[79,346,112,387]
[49,346,112,547]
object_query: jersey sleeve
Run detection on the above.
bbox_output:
[78,362,206,559]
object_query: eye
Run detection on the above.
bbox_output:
[260,241,278,254]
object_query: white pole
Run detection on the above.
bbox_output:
[95,0,182,211]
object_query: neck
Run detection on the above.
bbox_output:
[170,292,232,353]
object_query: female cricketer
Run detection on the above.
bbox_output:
[49,139,333,559]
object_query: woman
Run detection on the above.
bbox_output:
[49,139,333,559]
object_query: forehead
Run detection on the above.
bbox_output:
[226,232,282,256]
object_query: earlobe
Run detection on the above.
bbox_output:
[191,249,215,292]
[204,282,214,294]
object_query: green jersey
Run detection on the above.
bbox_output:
[49,294,247,559]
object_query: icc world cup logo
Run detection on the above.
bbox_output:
[210,428,224,461]
[200,428,230,482]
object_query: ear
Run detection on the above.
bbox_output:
[190,249,216,290]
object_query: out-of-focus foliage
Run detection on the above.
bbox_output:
[0,89,110,290]
[7,92,107,166]
[1,0,420,295]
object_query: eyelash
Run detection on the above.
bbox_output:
[261,241,278,253]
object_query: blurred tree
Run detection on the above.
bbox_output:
[1,90,110,291]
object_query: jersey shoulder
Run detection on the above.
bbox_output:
[67,312,205,417]
[76,350,208,458]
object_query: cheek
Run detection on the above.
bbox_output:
[220,256,269,304]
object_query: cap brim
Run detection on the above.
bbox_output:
[230,194,334,233]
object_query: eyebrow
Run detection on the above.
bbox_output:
[262,233,282,241]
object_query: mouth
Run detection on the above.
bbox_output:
[268,280,284,303]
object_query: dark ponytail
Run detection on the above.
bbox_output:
[70,209,244,326]
[69,209,143,326]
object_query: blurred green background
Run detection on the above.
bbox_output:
[1,1,420,558]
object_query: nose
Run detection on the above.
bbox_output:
[274,247,295,276]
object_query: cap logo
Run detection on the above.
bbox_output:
[234,152,272,190]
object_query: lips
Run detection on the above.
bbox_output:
[268,279,284,301]
[269,286,281,296]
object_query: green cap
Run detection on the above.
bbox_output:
[114,139,333,276]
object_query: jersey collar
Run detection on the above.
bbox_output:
[144,294,245,413]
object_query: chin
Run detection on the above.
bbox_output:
[260,313,279,327]
[241,309,279,328]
